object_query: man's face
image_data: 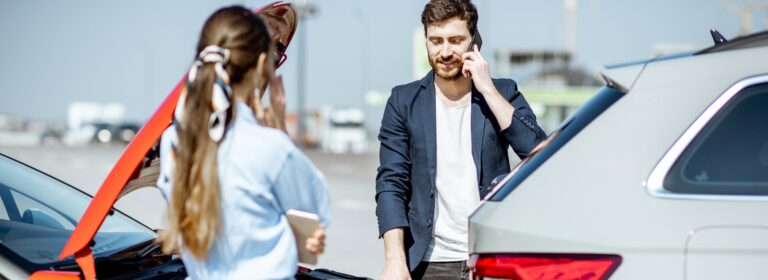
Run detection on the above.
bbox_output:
[426,17,472,80]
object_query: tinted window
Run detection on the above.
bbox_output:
[664,83,768,195]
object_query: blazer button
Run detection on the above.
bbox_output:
[430,189,434,197]
[428,219,433,227]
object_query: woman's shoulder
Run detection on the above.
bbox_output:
[229,119,297,158]
[225,121,301,181]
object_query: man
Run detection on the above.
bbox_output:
[375,0,546,279]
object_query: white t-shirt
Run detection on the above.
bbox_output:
[423,95,480,262]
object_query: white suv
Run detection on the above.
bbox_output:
[468,30,768,280]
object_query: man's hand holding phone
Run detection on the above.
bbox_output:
[461,44,496,96]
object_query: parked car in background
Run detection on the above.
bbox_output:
[468,30,768,279]
[91,122,140,144]
[63,102,139,146]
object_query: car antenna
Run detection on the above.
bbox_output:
[710,29,728,45]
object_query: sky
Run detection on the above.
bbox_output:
[0,0,761,126]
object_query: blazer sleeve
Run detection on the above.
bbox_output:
[498,81,547,158]
[375,88,411,238]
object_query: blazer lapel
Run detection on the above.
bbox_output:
[471,90,485,185]
[418,72,438,186]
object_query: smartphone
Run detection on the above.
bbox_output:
[464,34,479,77]
[467,34,477,53]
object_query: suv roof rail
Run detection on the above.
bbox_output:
[697,29,768,55]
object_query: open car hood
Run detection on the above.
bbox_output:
[33,2,298,280]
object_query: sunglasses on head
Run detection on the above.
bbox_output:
[274,42,287,68]
[254,2,295,69]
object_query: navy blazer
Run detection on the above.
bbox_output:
[375,71,546,270]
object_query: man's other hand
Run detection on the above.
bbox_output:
[380,261,411,280]
[380,228,411,280]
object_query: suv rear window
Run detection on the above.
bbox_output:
[487,86,625,201]
[664,83,768,195]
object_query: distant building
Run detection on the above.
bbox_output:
[494,49,603,133]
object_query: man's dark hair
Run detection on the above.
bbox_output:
[421,0,479,39]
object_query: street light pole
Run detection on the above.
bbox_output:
[354,8,369,110]
[296,11,307,148]
[295,1,316,148]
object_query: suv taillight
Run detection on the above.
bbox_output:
[469,253,622,280]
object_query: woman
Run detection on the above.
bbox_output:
[155,6,330,279]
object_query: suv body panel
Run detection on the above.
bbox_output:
[470,44,768,279]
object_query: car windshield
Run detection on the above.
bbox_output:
[0,154,155,269]
[486,86,626,201]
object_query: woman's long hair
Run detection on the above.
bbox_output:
[158,5,271,260]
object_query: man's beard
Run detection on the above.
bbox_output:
[429,54,464,80]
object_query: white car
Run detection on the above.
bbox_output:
[468,30,768,279]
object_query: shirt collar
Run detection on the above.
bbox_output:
[235,101,257,124]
